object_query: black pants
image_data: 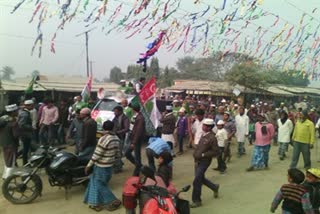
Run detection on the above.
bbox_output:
[125,143,142,176]
[192,160,219,202]
[178,134,185,152]
[21,137,31,165]
[217,147,226,171]
[146,148,158,172]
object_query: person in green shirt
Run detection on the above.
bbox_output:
[118,80,132,94]
[290,110,315,169]
[121,98,133,121]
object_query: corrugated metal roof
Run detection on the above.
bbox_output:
[3,75,120,92]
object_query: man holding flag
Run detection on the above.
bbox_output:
[125,76,161,175]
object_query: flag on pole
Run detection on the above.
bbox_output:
[131,76,161,136]
[81,75,92,102]
[25,74,38,94]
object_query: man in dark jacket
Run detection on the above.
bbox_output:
[160,105,176,148]
[79,108,97,158]
[1,104,19,179]
[112,106,130,173]
[190,118,220,208]
[18,100,34,165]
[125,105,145,176]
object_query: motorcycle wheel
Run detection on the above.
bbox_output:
[126,209,136,214]
[2,174,42,204]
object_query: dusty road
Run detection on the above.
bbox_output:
[1,141,320,214]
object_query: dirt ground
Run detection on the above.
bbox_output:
[1,140,320,214]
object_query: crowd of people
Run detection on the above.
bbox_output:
[1,83,320,212]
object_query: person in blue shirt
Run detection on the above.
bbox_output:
[146,137,173,172]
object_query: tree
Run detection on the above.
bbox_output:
[149,57,160,79]
[224,62,268,90]
[126,64,144,80]
[109,66,123,83]
[265,69,310,86]
[1,66,15,80]
[157,66,177,88]
[175,52,253,81]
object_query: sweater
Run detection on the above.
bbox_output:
[87,131,121,168]
[271,183,313,214]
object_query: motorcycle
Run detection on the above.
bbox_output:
[122,166,191,214]
[2,146,90,204]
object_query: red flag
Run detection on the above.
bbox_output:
[139,76,156,105]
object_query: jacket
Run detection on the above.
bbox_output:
[80,117,97,151]
[112,113,130,140]
[193,131,220,162]
[0,115,19,148]
[160,112,176,134]
[17,109,33,138]
[131,112,145,145]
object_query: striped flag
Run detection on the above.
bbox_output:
[81,75,92,102]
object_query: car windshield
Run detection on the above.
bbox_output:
[96,99,119,111]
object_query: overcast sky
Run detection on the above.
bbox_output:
[1,0,320,86]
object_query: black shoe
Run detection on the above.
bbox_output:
[214,184,219,198]
[246,166,254,172]
[213,167,220,171]
[190,201,202,208]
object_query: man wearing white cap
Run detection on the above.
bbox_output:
[176,107,188,155]
[0,104,19,179]
[18,100,34,165]
[235,106,249,157]
[190,118,220,208]
[160,105,176,148]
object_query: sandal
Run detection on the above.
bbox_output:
[106,199,121,211]
[89,205,103,212]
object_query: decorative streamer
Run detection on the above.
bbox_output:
[11,0,27,14]
[137,31,166,72]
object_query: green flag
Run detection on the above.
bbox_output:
[25,74,38,94]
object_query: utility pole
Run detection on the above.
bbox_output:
[76,27,96,77]
[90,61,95,76]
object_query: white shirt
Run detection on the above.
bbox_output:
[192,119,204,145]
[277,119,293,143]
[235,114,249,142]
[216,128,228,147]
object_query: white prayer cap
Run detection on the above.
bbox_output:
[217,120,224,125]
[179,107,186,113]
[173,99,179,103]
[5,104,18,112]
[166,105,173,111]
[250,104,255,108]
[234,104,238,107]
[221,99,226,103]
[210,104,216,107]
[120,79,126,83]
[24,100,34,105]
[264,102,268,106]
[203,118,214,126]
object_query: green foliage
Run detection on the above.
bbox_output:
[109,66,123,83]
[149,57,160,79]
[157,66,177,88]
[265,69,310,86]
[1,66,15,80]
[175,52,253,81]
[224,62,268,89]
[126,64,144,80]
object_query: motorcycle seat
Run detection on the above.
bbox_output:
[76,155,90,166]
